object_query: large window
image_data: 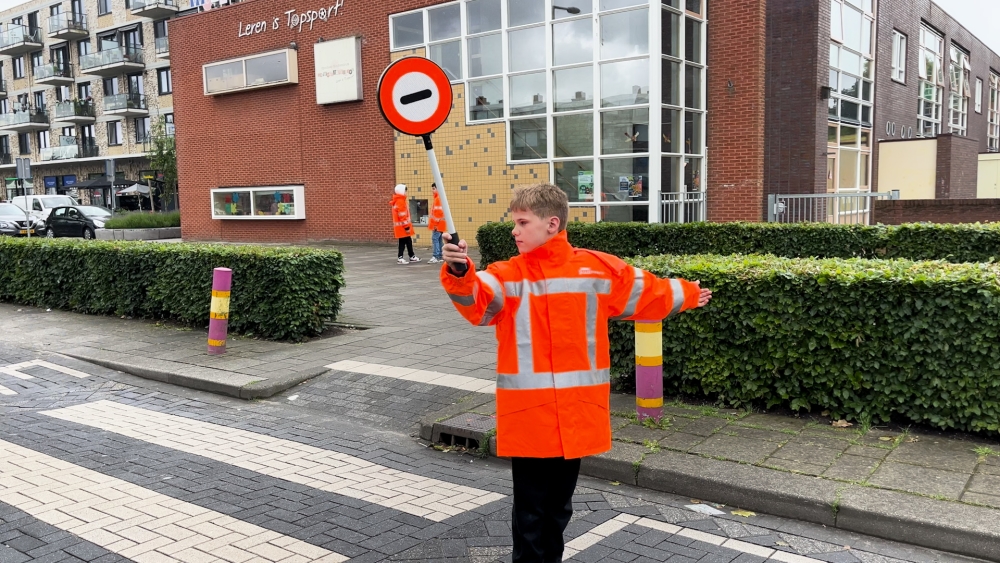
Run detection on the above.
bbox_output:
[107,121,122,145]
[829,0,875,196]
[948,44,970,136]
[389,0,706,222]
[12,57,24,79]
[918,25,944,137]
[891,30,906,83]
[157,67,172,94]
[989,73,999,152]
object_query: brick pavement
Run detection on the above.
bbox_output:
[0,342,980,563]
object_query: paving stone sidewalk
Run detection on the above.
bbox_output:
[2,241,1000,559]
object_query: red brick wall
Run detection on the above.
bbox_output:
[935,134,979,199]
[763,0,827,203]
[873,199,1000,224]
[170,0,448,242]
[705,0,767,222]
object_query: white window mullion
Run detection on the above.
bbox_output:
[592,5,602,219]
[545,0,554,171]
[649,0,662,223]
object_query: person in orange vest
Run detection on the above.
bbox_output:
[439,183,712,563]
[428,182,447,264]
[391,183,420,264]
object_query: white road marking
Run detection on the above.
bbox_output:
[0,439,348,563]
[43,400,506,522]
[0,384,16,395]
[326,360,496,394]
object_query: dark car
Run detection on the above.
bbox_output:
[46,206,110,239]
[0,203,45,237]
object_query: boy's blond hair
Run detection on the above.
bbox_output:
[510,183,569,232]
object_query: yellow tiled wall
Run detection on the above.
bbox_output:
[392,49,550,247]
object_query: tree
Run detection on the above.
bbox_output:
[146,116,177,209]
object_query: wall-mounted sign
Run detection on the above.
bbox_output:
[238,0,345,38]
[315,36,362,105]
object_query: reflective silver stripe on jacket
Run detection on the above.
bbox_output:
[503,277,612,377]
[448,293,475,307]
[476,271,504,326]
[496,369,611,390]
[668,278,685,316]
[612,267,645,320]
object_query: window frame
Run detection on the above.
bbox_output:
[948,44,970,136]
[107,120,122,146]
[97,0,110,16]
[891,30,906,84]
[18,132,30,155]
[12,57,24,79]
[988,72,1000,152]
[157,67,172,94]
[917,25,945,137]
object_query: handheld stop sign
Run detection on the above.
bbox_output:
[378,57,467,274]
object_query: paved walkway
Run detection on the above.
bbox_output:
[1,242,1000,559]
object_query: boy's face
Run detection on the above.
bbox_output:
[511,209,560,254]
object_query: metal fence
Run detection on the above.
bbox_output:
[766,192,900,225]
[661,191,706,223]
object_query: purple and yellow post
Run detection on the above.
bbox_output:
[635,320,664,421]
[207,267,232,355]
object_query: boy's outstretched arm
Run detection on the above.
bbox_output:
[606,258,712,321]
[439,235,508,327]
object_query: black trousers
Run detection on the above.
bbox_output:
[511,457,581,563]
[397,236,414,258]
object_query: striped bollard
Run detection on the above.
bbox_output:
[635,321,663,421]
[207,268,232,355]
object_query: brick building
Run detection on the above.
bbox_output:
[0,0,176,205]
[167,0,769,243]
[765,0,1000,208]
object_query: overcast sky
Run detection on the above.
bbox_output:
[932,0,1000,54]
[0,0,991,52]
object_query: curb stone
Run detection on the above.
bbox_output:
[419,402,1000,561]
[61,352,326,400]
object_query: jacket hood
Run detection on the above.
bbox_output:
[394,184,407,196]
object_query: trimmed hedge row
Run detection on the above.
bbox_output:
[477,222,1000,266]
[104,211,181,229]
[0,239,344,341]
[607,254,1000,433]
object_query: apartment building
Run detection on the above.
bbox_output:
[0,0,176,205]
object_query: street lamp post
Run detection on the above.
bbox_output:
[553,5,581,14]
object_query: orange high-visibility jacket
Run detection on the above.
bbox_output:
[390,194,413,239]
[428,192,447,233]
[441,231,700,459]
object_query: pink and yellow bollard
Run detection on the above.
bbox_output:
[207,268,232,355]
[635,321,664,421]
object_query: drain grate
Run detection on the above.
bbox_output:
[432,413,495,452]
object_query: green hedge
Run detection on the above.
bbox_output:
[607,254,1000,434]
[104,211,181,229]
[477,222,1000,266]
[0,239,344,341]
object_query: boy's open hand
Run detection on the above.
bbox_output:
[442,233,469,270]
[694,281,712,308]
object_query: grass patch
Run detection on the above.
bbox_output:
[104,211,180,229]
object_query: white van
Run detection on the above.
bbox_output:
[10,194,79,218]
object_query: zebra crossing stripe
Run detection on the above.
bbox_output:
[326,360,496,394]
[0,384,16,395]
[42,400,506,522]
[0,439,348,563]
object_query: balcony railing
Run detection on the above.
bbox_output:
[155,36,169,55]
[0,152,11,165]
[47,12,87,36]
[0,26,42,50]
[40,138,98,161]
[80,45,144,71]
[54,100,96,120]
[0,109,49,128]
[33,62,73,81]
[104,93,147,112]
[132,0,179,11]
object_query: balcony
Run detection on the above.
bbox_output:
[0,80,7,99]
[104,93,147,117]
[0,25,43,57]
[40,139,99,161]
[34,62,74,86]
[53,100,96,124]
[155,36,169,59]
[47,12,88,40]
[131,0,179,19]
[80,46,144,77]
[0,109,50,132]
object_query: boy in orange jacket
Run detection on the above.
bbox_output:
[390,184,419,264]
[428,183,447,264]
[440,183,711,563]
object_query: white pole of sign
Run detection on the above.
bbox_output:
[422,136,455,236]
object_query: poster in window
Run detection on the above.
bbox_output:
[629,176,643,198]
[577,171,593,201]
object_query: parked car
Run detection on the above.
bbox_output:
[0,203,45,236]
[10,195,80,221]
[46,206,110,239]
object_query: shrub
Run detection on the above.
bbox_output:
[0,239,344,341]
[607,254,1000,434]
[477,221,1000,265]
[104,211,181,229]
